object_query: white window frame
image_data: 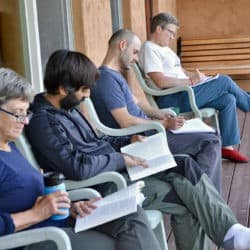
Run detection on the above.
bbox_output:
[19,0,43,93]
[19,0,74,93]
[110,0,123,31]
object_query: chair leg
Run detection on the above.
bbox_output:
[153,219,168,250]
[200,108,220,135]
[214,111,220,136]
[145,210,168,250]
[206,112,220,135]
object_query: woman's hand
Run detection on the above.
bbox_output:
[70,197,101,219]
[31,191,71,221]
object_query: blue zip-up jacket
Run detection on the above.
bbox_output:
[25,93,130,180]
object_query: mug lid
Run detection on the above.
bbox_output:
[44,172,65,186]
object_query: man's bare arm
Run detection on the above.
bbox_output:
[111,107,150,128]
[111,106,184,130]
[148,71,190,88]
[138,101,166,120]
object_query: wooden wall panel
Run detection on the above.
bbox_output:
[0,0,24,74]
[122,0,149,106]
[177,0,250,39]
[72,0,112,66]
[122,0,147,42]
[152,0,177,17]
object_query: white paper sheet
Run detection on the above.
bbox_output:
[121,133,176,181]
[170,118,215,134]
[74,182,144,232]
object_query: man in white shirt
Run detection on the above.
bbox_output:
[139,12,250,163]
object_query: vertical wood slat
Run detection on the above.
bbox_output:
[122,0,150,108]
[122,0,147,42]
[151,0,176,17]
[72,0,112,66]
[145,0,152,40]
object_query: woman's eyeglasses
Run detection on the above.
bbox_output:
[0,108,33,123]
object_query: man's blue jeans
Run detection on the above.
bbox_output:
[156,74,250,147]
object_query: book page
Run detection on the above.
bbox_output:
[120,133,176,181]
[170,118,215,134]
[74,182,144,232]
[192,74,219,88]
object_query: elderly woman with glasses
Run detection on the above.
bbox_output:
[0,68,160,250]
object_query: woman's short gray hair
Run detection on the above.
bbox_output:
[0,68,34,106]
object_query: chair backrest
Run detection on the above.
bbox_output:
[133,63,205,118]
[15,133,40,171]
[133,63,160,108]
[15,133,128,191]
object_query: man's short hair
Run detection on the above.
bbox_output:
[44,49,99,95]
[108,29,137,47]
[0,68,33,106]
[150,12,179,33]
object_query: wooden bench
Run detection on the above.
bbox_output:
[180,36,250,78]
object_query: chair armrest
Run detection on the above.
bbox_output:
[0,227,71,250]
[83,98,166,137]
[68,188,101,201]
[68,188,101,200]
[144,86,201,118]
[65,171,127,191]
[96,121,166,137]
[160,108,177,116]
[133,64,201,118]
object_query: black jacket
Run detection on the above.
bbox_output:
[25,93,130,180]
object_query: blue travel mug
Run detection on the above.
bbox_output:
[44,172,69,220]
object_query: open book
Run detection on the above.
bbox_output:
[120,133,176,181]
[192,74,219,88]
[74,181,145,232]
[170,118,216,134]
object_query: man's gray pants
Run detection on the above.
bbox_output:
[138,156,237,250]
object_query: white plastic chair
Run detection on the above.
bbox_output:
[16,134,127,191]
[133,63,220,133]
[84,98,214,250]
[82,98,173,249]
[0,227,71,250]
[16,133,168,250]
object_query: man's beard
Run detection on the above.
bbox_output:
[119,52,131,70]
[60,92,84,110]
